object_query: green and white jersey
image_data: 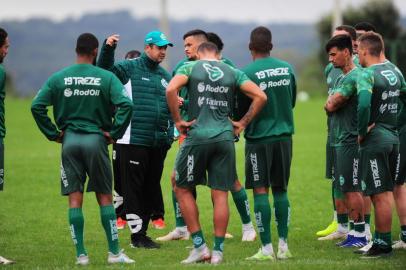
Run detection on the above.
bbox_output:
[239,57,296,143]
[357,62,406,146]
[176,60,249,145]
[0,64,5,139]
[31,64,133,141]
[330,67,361,147]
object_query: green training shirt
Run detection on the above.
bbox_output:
[357,62,406,146]
[0,65,5,139]
[239,57,296,143]
[31,64,133,141]
[330,67,361,147]
[176,60,249,145]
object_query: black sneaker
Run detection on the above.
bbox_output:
[360,244,392,259]
[131,234,161,249]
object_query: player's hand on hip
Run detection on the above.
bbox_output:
[102,131,115,144]
[175,119,195,135]
[106,34,120,47]
[232,120,246,136]
[55,130,64,143]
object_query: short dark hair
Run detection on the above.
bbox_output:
[75,33,99,55]
[354,22,377,32]
[249,26,273,53]
[325,34,353,55]
[197,42,219,55]
[358,32,384,57]
[183,29,208,41]
[0,28,8,47]
[335,25,357,41]
[125,50,141,60]
[206,32,224,51]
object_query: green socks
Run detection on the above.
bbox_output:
[68,208,87,257]
[100,205,120,254]
[191,230,206,249]
[273,191,290,240]
[254,193,271,245]
[213,236,225,252]
[365,214,371,225]
[373,231,392,248]
[401,225,406,242]
[172,191,186,227]
[231,188,251,224]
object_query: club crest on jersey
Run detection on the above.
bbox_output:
[381,70,398,86]
[203,63,224,82]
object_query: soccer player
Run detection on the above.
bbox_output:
[98,31,174,249]
[324,34,367,248]
[238,26,296,261]
[158,29,257,242]
[318,25,366,241]
[356,32,405,258]
[0,27,15,266]
[31,33,134,265]
[166,42,266,264]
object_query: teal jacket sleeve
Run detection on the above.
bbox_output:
[31,78,60,141]
[97,42,130,85]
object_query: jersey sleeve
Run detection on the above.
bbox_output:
[108,75,133,140]
[357,68,374,137]
[31,76,60,141]
[175,61,196,77]
[336,75,357,97]
[233,69,250,87]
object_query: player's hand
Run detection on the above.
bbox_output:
[367,123,375,133]
[357,135,364,144]
[232,120,246,136]
[175,120,195,135]
[102,131,115,144]
[358,123,375,144]
[178,97,184,107]
[106,34,120,47]
[55,130,64,143]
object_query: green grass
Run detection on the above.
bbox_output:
[0,97,405,269]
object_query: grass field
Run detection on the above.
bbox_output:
[0,97,405,269]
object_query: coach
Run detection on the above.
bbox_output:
[98,31,174,249]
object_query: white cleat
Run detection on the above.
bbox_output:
[242,223,257,242]
[156,227,190,241]
[0,256,15,265]
[107,249,135,264]
[392,240,406,249]
[355,241,373,254]
[181,245,211,264]
[75,254,89,266]
[318,231,347,241]
[225,232,234,239]
[210,250,223,265]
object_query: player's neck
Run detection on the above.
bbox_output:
[342,59,355,74]
[76,55,95,65]
[365,56,382,67]
[251,51,270,61]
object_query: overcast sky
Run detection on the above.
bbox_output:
[1,0,405,24]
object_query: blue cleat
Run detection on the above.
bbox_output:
[340,236,368,248]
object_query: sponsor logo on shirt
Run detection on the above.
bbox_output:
[381,70,398,86]
[259,79,290,90]
[202,63,224,82]
[64,88,100,97]
[64,77,101,86]
[255,67,289,79]
[197,82,229,93]
[381,90,399,100]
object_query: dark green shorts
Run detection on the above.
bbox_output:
[61,131,112,195]
[333,145,361,193]
[245,139,292,191]
[175,141,236,191]
[360,143,399,196]
[0,139,3,191]
[395,132,405,185]
[325,138,334,179]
